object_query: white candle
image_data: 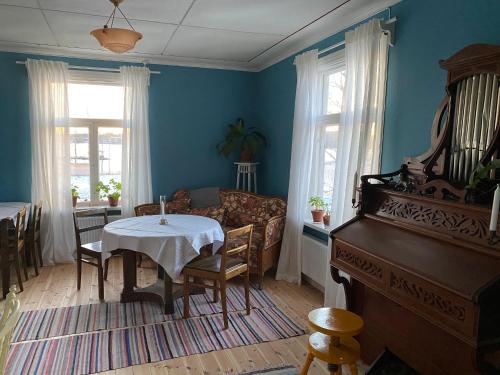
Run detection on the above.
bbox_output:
[489,184,500,232]
[160,201,165,216]
[352,171,359,201]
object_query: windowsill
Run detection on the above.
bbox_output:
[304,219,334,236]
[74,205,122,215]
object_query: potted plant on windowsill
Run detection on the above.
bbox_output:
[323,204,331,226]
[309,196,326,223]
[217,118,267,162]
[96,179,122,207]
[71,185,79,208]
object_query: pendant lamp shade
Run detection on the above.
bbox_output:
[91,0,142,53]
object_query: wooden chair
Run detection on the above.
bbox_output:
[183,224,253,329]
[26,203,42,275]
[134,203,160,267]
[73,208,112,301]
[5,208,28,293]
[0,285,20,374]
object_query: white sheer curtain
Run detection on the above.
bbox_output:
[26,59,75,264]
[276,50,320,284]
[325,19,389,307]
[120,66,153,218]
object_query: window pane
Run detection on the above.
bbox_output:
[69,127,91,201]
[99,127,122,189]
[323,125,339,201]
[326,71,345,114]
[69,84,124,119]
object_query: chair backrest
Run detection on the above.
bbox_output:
[13,207,26,244]
[134,203,160,216]
[220,224,253,273]
[28,202,42,241]
[73,208,108,248]
[0,286,21,374]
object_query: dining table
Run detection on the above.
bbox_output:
[101,214,225,313]
[0,202,31,298]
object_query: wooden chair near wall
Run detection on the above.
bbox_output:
[73,208,113,301]
[134,203,160,267]
[26,203,42,275]
[183,224,253,329]
[4,208,29,293]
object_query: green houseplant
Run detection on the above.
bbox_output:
[217,118,267,162]
[96,179,122,207]
[466,159,500,203]
[71,185,79,208]
[308,196,326,223]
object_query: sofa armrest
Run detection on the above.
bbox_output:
[263,215,286,249]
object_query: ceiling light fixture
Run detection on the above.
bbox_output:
[91,0,142,54]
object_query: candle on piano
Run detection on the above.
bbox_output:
[489,184,500,232]
[352,171,359,202]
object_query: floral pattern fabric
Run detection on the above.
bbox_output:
[188,206,226,224]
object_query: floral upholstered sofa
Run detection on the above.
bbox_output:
[168,188,287,289]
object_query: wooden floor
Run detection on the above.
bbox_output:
[0,257,364,375]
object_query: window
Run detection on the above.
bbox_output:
[310,50,346,208]
[68,77,124,204]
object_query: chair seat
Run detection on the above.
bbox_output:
[185,254,243,273]
[81,241,103,253]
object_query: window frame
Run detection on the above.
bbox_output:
[68,70,124,206]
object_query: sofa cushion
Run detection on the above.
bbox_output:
[188,187,221,208]
[188,206,226,224]
[165,198,190,214]
[172,189,189,201]
[220,191,269,227]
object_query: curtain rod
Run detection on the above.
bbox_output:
[318,17,397,56]
[15,61,161,75]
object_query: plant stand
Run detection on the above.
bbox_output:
[235,162,259,193]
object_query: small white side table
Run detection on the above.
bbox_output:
[235,162,259,193]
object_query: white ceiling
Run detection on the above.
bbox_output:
[0,0,401,71]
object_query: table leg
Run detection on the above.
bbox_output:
[121,249,136,297]
[0,221,11,298]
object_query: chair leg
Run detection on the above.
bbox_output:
[213,280,218,303]
[13,252,23,292]
[20,247,28,281]
[258,271,264,290]
[97,257,104,301]
[31,242,39,276]
[220,281,228,329]
[76,250,82,290]
[183,273,190,318]
[300,352,314,375]
[137,254,142,267]
[245,269,251,315]
[104,258,109,281]
[37,238,43,267]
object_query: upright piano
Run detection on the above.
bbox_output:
[330,44,500,375]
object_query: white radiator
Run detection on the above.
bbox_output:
[301,234,328,289]
[78,215,121,244]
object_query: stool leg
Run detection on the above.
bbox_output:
[300,352,314,375]
[348,364,357,375]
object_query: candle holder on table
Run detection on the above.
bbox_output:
[159,195,168,225]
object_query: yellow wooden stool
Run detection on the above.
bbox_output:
[301,307,364,375]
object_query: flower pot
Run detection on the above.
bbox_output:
[72,196,78,208]
[311,209,324,223]
[108,196,119,207]
[240,150,253,162]
[323,214,331,226]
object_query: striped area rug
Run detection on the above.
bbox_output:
[6,307,304,375]
[14,287,275,342]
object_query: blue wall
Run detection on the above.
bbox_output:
[0,52,257,201]
[255,0,500,196]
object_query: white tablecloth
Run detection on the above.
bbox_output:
[0,202,31,225]
[102,214,225,279]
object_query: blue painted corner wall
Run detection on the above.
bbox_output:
[2,0,500,201]
[255,0,500,197]
[0,52,257,201]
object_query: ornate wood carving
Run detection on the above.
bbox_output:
[389,272,467,323]
[336,245,383,281]
[377,195,490,241]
